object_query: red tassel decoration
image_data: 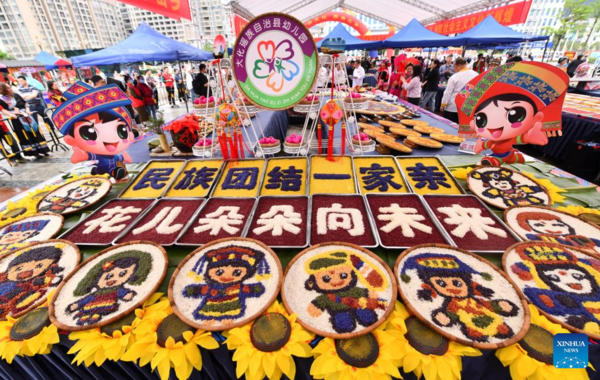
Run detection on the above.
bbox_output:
[237,128,245,158]
[327,121,334,161]
[341,122,346,155]
[219,128,229,160]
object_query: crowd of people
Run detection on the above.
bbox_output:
[343,53,549,123]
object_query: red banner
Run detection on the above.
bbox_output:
[233,15,248,37]
[116,0,191,21]
[427,1,531,35]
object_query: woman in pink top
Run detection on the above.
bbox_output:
[400,64,422,105]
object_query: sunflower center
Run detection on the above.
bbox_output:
[2,207,27,220]
[519,324,554,365]
[335,332,379,368]
[157,314,194,347]
[405,317,449,356]
[100,312,137,336]
[250,313,291,352]
[10,307,51,341]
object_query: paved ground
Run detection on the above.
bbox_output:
[0,102,191,200]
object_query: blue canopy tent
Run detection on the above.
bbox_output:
[316,24,383,51]
[382,19,452,48]
[34,51,72,70]
[445,15,549,47]
[72,23,212,67]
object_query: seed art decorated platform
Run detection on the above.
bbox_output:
[260,157,308,196]
[212,159,265,198]
[396,157,463,195]
[353,156,408,194]
[164,159,224,198]
[282,242,396,338]
[395,244,530,349]
[38,177,112,215]
[467,166,551,210]
[120,160,185,199]
[310,194,376,247]
[50,241,167,330]
[424,195,520,253]
[309,155,356,195]
[245,196,309,248]
[504,206,600,255]
[3,25,600,380]
[366,194,449,249]
[115,199,205,246]
[503,242,600,340]
[169,238,282,330]
[0,213,64,255]
[61,199,155,245]
[176,197,256,246]
[0,240,80,319]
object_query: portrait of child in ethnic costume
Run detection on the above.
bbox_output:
[65,250,152,326]
[0,241,79,319]
[182,245,271,326]
[304,250,389,334]
[507,243,600,335]
[470,168,547,208]
[400,252,521,343]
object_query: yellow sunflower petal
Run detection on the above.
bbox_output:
[155,356,171,380]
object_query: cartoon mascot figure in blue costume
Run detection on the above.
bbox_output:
[52,82,134,180]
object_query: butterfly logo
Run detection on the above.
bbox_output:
[252,39,300,92]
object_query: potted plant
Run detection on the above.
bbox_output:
[162,113,201,153]
[146,116,171,153]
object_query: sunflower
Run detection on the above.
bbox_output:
[556,205,600,217]
[68,292,166,366]
[496,304,591,380]
[521,171,567,204]
[121,298,219,380]
[225,301,314,380]
[450,167,474,181]
[385,302,481,380]
[311,325,402,380]
[0,294,59,363]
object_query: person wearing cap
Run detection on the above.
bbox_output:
[455,61,569,166]
[440,57,478,124]
[52,82,135,179]
[556,57,569,72]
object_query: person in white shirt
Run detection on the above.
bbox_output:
[352,61,365,88]
[400,64,422,105]
[440,57,478,123]
[185,68,195,101]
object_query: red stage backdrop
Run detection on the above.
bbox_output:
[305,11,395,41]
[427,1,532,35]
[116,0,191,21]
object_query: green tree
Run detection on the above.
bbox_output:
[543,0,589,58]
[0,50,14,60]
[584,0,600,47]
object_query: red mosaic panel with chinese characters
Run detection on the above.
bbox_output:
[310,195,376,246]
[424,195,518,252]
[61,199,154,245]
[367,194,447,248]
[116,199,204,245]
[177,198,256,245]
[245,197,308,247]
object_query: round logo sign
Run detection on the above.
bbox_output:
[232,13,318,110]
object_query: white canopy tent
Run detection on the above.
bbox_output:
[229,0,509,29]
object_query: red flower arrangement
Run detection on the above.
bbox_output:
[162,113,202,134]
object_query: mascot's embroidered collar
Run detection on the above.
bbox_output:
[51,81,132,136]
